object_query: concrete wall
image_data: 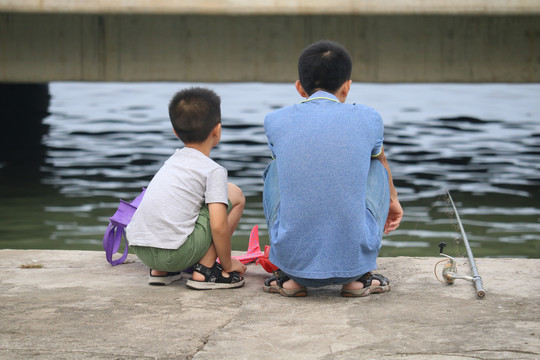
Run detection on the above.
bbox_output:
[1,12,539,82]
[2,0,539,15]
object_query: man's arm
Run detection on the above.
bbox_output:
[373,146,403,234]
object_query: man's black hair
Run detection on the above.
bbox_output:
[168,87,221,144]
[298,40,352,96]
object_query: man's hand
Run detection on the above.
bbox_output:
[384,198,403,234]
[374,146,402,235]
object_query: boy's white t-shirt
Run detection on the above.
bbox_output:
[126,147,228,250]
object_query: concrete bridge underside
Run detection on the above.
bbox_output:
[1,12,539,83]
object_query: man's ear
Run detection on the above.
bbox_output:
[295,80,309,98]
[337,80,352,102]
[340,80,352,97]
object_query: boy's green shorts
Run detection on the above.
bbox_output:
[131,201,232,272]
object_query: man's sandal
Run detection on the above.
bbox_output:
[186,262,245,290]
[148,270,183,286]
[341,272,391,297]
[263,270,308,297]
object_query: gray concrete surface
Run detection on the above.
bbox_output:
[1,249,539,359]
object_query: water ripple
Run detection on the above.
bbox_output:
[1,82,538,257]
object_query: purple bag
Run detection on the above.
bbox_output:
[103,188,145,265]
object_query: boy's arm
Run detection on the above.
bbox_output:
[373,146,403,234]
[207,202,245,274]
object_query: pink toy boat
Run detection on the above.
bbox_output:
[232,225,264,264]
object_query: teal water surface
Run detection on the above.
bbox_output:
[1,83,539,258]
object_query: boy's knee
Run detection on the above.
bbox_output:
[228,183,245,207]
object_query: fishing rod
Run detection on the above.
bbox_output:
[435,190,486,299]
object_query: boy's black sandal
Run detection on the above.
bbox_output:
[148,269,182,286]
[186,262,245,290]
[263,269,307,297]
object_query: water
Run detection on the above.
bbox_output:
[1,82,539,258]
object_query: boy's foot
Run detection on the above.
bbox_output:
[263,270,307,297]
[340,272,390,297]
[148,269,183,286]
[186,262,245,290]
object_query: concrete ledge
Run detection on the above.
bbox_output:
[1,250,539,359]
[1,0,540,15]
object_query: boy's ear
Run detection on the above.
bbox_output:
[213,122,222,137]
[295,80,309,98]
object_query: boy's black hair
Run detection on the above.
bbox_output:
[168,87,221,144]
[298,40,352,96]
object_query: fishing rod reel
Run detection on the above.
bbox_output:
[436,242,475,284]
[435,191,486,298]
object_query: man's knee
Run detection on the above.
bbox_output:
[263,160,278,182]
[370,158,386,173]
[368,159,388,184]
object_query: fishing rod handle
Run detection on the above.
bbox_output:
[474,277,486,298]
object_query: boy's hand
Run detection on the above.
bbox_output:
[228,258,247,275]
[384,198,403,234]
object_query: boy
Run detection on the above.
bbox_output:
[262,41,403,297]
[127,87,247,289]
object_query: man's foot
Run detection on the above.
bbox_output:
[263,270,307,297]
[341,272,390,297]
[148,269,183,286]
[186,262,245,290]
